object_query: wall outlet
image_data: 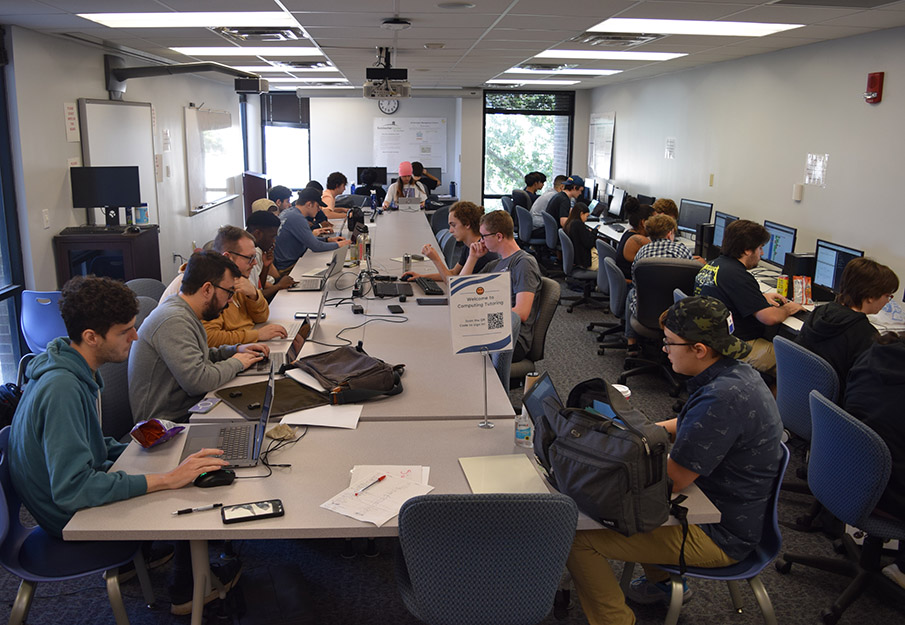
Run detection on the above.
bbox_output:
[42,209,50,229]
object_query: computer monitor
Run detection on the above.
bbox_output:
[425,167,441,184]
[712,211,738,248]
[637,194,655,206]
[70,166,141,208]
[814,239,864,294]
[356,166,388,186]
[761,220,797,267]
[608,188,626,220]
[582,178,598,203]
[677,199,713,235]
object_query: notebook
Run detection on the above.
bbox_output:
[179,368,274,468]
[288,246,348,292]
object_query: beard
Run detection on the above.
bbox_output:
[202,297,229,321]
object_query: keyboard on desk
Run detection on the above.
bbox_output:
[610,224,626,233]
[413,277,444,296]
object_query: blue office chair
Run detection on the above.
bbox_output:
[542,211,560,253]
[515,205,545,252]
[501,197,517,235]
[777,392,905,625]
[396,493,578,625]
[587,240,621,337]
[0,427,154,625]
[19,290,67,354]
[125,278,167,302]
[773,336,839,443]
[597,256,629,355]
[558,229,602,312]
[510,188,532,210]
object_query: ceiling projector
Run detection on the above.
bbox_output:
[363,80,411,99]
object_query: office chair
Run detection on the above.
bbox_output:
[396,493,577,625]
[622,443,789,625]
[0,427,154,625]
[557,229,602,312]
[125,278,167,302]
[515,205,545,252]
[542,210,560,253]
[501,197,517,235]
[441,234,458,270]
[773,336,839,444]
[430,206,450,235]
[597,256,630,355]
[777,392,905,625]
[588,239,620,333]
[19,290,67,354]
[510,188,532,210]
[673,288,688,303]
[436,228,451,249]
[510,277,560,384]
[617,258,700,396]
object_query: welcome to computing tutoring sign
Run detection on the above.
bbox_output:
[448,272,512,355]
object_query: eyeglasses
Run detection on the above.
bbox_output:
[229,250,257,264]
[212,283,236,299]
[479,232,498,240]
[662,338,696,351]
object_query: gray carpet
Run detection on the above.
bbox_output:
[1,283,903,624]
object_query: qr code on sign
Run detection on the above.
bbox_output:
[487,312,504,330]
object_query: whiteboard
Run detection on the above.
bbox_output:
[78,99,158,222]
[184,107,241,214]
[373,118,447,171]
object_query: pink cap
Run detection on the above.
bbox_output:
[398,161,413,177]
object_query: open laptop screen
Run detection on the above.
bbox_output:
[521,372,562,425]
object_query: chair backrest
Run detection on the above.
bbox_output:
[501,196,515,217]
[595,240,617,295]
[20,291,67,354]
[807,391,891,528]
[558,229,575,274]
[0,426,28,560]
[631,258,701,331]
[774,336,839,441]
[442,235,458,269]
[135,296,157,327]
[436,228,451,248]
[125,278,167,302]
[16,354,35,388]
[526,277,561,362]
[398,493,578,625]
[757,442,790,565]
[430,206,450,235]
[510,188,532,210]
[542,211,559,249]
[515,206,534,244]
[603,257,628,321]
[673,288,688,304]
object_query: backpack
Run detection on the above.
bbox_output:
[0,382,23,429]
[294,343,404,405]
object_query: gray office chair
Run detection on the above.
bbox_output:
[430,206,449,235]
[542,211,560,253]
[501,197,517,235]
[595,256,630,356]
[557,229,602,312]
[125,278,167,302]
[515,205,545,251]
[587,240,621,339]
[510,188,532,210]
[396,493,578,625]
[441,235,458,269]
[511,277,560,383]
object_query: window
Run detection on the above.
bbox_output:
[262,94,311,190]
[483,91,574,210]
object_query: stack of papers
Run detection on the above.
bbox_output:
[321,465,432,526]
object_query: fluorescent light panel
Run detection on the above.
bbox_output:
[486,79,580,85]
[591,18,803,37]
[535,50,685,61]
[171,47,323,57]
[504,68,621,76]
[232,65,338,73]
[266,77,348,83]
[290,86,356,90]
[79,12,299,28]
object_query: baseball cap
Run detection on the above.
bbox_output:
[565,175,585,188]
[296,187,327,207]
[663,296,752,360]
[251,198,277,213]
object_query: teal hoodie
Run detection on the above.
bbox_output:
[9,338,147,537]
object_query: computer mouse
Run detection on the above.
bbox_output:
[399,294,407,303]
[193,469,236,488]
[401,274,414,282]
[126,225,141,234]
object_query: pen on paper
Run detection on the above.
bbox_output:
[355,475,386,496]
[173,503,223,516]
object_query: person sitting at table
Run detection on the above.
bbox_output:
[529,174,566,239]
[129,251,269,423]
[353,167,387,207]
[563,202,597,270]
[462,210,542,386]
[273,187,350,276]
[251,197,279,215]
[694,219,804,375]
[246,210,294,301]
[268,184,293,214]
[652,198,679,221]
[161,226,288,346]
[615,197,652,281]
[9,276,241,615]
[523,171,546,205]
[300,180,331,227]
[383,161,428,209]
[546,174,585,227]
[567,296,784,625]
[322,171,353,219]
[412,161,440,194]
[796,257,898,394]
[402,201,499,282]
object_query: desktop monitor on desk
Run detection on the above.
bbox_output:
[712,211,738,249]
[356,166,388,186]
[813,239,864,296]
[762,220,797,268]
[607,188,626,221]
[677,199,713,236]
[425,167,442,184]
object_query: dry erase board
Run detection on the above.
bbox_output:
[184,106,241,214]
[78,99,158,222]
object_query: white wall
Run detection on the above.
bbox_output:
[6,27,246,289]
[589,26,905,284]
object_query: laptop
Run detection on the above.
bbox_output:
[289,246,348,291]
[179,368,275,468]
[238,318,311,376]
[397,196,422,209]
[521,371,563,425]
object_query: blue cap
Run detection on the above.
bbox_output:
[565,175,585,188]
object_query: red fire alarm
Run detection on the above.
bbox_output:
[864,72,884,104]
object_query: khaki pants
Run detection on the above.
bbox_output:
[567,524,736,625]
[743,338,776,375]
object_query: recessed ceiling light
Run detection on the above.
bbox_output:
[170,47,323,57]
[265,77,348,83]
[437,2,475,9]
[504,68,621,76]
[535,50,685,61]
[424,43,446,50]
[486,79,580,86]
[79,12,298,28]
[381,18,412,31]
[590,18,803,37]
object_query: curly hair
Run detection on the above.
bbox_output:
[652,198,678,220]
[644,214,678,240]
[449,201,484,233]
[326,172,347,190]
[60,276,138,343]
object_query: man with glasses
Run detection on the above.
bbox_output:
[129,251,269,424]
[567,296,783,625]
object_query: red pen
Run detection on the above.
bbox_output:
[355,475,386,496]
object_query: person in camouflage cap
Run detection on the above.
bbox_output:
[661,295,752,360]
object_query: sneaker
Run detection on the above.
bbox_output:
[626,344,642,358]
[169,559,243,616]
[625,575,692,605]
[119,542,175,583]
[882,563,905,590]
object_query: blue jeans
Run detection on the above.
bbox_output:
[491,312,521,388]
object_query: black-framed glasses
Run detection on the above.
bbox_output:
[212,283,236,299]
[229,250,257,264]
[479,232,498,240]
[662,338,696,351]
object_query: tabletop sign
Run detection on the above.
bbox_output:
[448,272,512,355]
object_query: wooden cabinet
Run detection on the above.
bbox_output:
[53,227,161,287]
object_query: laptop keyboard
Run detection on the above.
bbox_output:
[217,425,251,460]
[293,277,323,290]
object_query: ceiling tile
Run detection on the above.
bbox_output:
[616,2,756,21]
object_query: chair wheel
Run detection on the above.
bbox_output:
[597,347,605,356]
[587,324,595,331]
[821,608,840,625]
[775,560,792,574]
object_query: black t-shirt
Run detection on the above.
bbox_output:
[694,255,769,341]
[457,245,498,273]
[567,220,597,269]
[354,184,387,206]
[418,176,439,193]
[545,192,571,224]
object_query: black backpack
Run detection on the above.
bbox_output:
[0,382,22,429]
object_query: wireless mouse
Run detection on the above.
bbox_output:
[193,469,236,488]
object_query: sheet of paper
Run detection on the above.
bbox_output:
[280,404,361,429]
[321,473,434,526]
[285,368,327,391]
[459,454,549,494]
[350,465,430,486]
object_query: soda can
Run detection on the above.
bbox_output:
[402,253,412,273]
[776,275,789,299]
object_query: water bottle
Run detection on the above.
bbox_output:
[515,371,540,448]
[449,181,456,197]
[350,183,356,194]
[358,231,370,263]
[370,190,377,213]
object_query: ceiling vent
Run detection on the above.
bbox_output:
[518,63,579,72]
[213,27,306,43]
[570,32,665,47]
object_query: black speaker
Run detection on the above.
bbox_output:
[782,252,815,278]
[104,207,120,227]
[695,223,715,258]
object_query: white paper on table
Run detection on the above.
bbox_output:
[280,404,362,429]
[285,368,327,391]
[350,465,430,487]
[458,454,549,494]
[321,473,434,526]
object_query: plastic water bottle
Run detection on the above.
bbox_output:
[515,372,540,448]
[449,181,456,197]
[370,190,377,213]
